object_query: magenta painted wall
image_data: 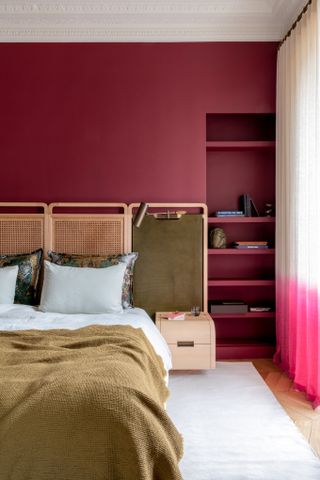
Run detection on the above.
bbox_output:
[0,43,277,203]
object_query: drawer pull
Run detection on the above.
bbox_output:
[177,341,194,347]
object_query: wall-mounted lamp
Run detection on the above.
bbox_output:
[133,202,149,228]
[133,202,187,228]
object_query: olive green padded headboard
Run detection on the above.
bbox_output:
[132,212,206,319]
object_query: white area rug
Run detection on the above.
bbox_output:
[167,362,320,480]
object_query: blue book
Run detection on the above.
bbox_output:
[215,211,244,216]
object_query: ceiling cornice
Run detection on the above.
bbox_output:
[0,0,307,42]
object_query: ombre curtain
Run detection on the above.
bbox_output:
[275,0,320,407]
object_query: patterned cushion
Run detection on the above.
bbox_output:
[48,252,138,309]
[0,249,43,305]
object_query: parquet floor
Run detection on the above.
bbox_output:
[252,359,320,457]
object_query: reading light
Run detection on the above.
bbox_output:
[133,202,148,228]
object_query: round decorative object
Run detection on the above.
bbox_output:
[210,227,227,249]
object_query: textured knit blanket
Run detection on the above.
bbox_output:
[0,325,183,480]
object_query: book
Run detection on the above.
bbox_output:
[214,211,244,217]
[162,311,185,320]
[240,194,251,216]
[233,245,269,249]
[232,241,269,249]
[234,241,268,246]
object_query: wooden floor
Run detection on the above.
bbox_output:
[252,359,320,458]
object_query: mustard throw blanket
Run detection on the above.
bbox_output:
[0,325,183,480]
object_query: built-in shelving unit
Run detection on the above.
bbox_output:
[206,113,276,359]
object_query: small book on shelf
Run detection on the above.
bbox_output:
[232,241,269,249]
[214,211,244,217]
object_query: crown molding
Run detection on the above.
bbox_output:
[0,0,307,42]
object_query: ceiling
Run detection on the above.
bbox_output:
[0,0,307,42]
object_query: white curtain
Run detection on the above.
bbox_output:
[275,0,320,406]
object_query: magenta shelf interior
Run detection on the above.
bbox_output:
[206,113,276,359]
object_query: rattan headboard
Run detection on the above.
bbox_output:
[0,203,47,255]
[47,203,129,256]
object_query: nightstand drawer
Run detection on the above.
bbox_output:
[161,320,211,344]
[169,344,211,370]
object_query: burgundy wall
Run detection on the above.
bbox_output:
[0,43,277,203]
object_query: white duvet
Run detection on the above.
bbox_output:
[0,305,172,372]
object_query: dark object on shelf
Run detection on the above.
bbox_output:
[210,301,248,314]
[264,203,274,217]
[214,210,244,217]
[239,194,259,217]
[210,228,227,249]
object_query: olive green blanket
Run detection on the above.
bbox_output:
[0,325,183,480]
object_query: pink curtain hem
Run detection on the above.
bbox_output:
[274,355,320,409]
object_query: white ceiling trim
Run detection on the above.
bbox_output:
[0,0,308,42]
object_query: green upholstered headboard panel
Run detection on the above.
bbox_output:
[133,215,203,319]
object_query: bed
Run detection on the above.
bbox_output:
[0,203,183,480]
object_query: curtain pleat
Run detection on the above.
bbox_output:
[275,0,320,407]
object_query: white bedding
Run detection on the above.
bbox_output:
[0,305,172,372]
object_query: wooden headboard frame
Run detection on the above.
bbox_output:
[128,203,208,311]
[0,203,48,255]
[0,202,206,311]
[47,203,129,256]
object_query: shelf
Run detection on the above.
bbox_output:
[206,141,275,151]
[208,279,275,287]
[208,248,275,255]
[216,338,276,359]
[208,217,275,224]
[209,312,275,319]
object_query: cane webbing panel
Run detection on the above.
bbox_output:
[0,217,44,255]
[52,217,124,255]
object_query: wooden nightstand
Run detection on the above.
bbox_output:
[155,312,216,370]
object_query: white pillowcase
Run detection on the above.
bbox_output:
[40,261,127,314]
[0,265,19,304]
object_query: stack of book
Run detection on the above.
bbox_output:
[232,241,269,249]
[214,210,244,217]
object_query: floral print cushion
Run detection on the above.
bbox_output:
[0,249,43,305]
[48,252,138,309]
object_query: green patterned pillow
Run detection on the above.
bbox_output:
[0,249,43,305]
[48,252,138,309]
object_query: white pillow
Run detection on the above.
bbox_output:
[0,265,19,304]
[40,261,127,314]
